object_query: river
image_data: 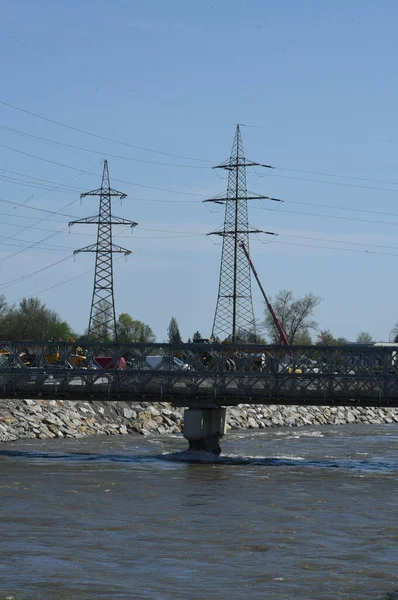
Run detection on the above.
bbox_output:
[0,424,398,600]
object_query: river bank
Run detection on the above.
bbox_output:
[1,398,398,442]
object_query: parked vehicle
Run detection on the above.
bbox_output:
[94,356,126,369]
[145,356,190,370]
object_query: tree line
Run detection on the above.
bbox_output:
[0,291,391,344]
[0,295,157,343]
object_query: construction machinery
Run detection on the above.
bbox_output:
[239,242,290,348]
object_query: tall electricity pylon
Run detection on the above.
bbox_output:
[69,160,137,342]
[204,125,280,342]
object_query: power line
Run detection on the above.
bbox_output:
[253,206,398,227]
[5,120,398,189]
[0,255,72,291]
[0,175,78,195]
[0,99,212,163]
[5,98,398,194]
[0,225,69,265]
[0,163,101,266]
[276,166,398,188]
[0,193,82,266]
[4,191,398,246]
[0,238,73,251]
[9,255,125,304]
[12,266,94,302]
[3,225,398,299]
[282,199,398,219]
[1,31,192,115]
[6,132,398,204]
[0,167,101,262]
[269,238,398,258]
[4,210,398,252]
[268,172,398,194]
[0,124,208,169]
[0,142,205,197]
[0,166,82,191]
[0,226,133,293]
[278,232,398,252]
[4,102,398,188]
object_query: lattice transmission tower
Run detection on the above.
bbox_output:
[69,160,137,342]
[204,125,280,342]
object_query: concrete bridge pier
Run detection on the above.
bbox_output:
[183,408,227,455]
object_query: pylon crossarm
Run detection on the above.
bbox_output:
[69,216,137,227]
[208,229,266,236]
[108,215,138,227]
[80,189,127,199]
[69,215,100,226]
[74,244,97,254]
[213,162,274,170]
[109,244,132,255]
[74,244,131,255]
[203,195,282,203]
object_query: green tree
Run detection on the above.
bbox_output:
[317,329,336,345]
[0,295,8,318]
[91,299,116,342]
[168,316,182,344]
[0,295,9,332]
[294,330,312,345]
[116,313,156,342]
[192,330,202,342]
[356,331,373,344]
[235,328,258,343]
[265,289,321,344]
[0,297,73,340]
[317,330,348,345]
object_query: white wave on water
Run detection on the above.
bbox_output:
[294,431,325,437]
[273,455,306,461]
[289,432,325,440]
[159,451,306,465]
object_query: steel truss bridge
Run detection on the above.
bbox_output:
[0,341,397,407]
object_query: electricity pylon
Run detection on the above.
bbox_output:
[69,160,137,342]
[204,125,280,342]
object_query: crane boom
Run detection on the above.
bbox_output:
[239,242,290,348]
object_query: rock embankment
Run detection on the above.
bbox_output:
[0,399,398,443]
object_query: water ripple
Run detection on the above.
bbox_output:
[1,448,397,474]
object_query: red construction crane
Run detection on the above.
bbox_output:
[239,242,290,348]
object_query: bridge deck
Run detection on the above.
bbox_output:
[0,341,397,407]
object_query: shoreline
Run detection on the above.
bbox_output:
[1,399,398,443]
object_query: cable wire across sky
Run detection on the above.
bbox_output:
[1,96,398,308]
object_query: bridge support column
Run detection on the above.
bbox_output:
[183,408,227,455]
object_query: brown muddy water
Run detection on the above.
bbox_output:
[0,424,398,600]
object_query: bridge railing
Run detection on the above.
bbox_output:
[0,341,397,404]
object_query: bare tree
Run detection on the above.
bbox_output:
[264,289,321,344]
[356,331,373,344]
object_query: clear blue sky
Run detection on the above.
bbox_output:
[1,0,398,342]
